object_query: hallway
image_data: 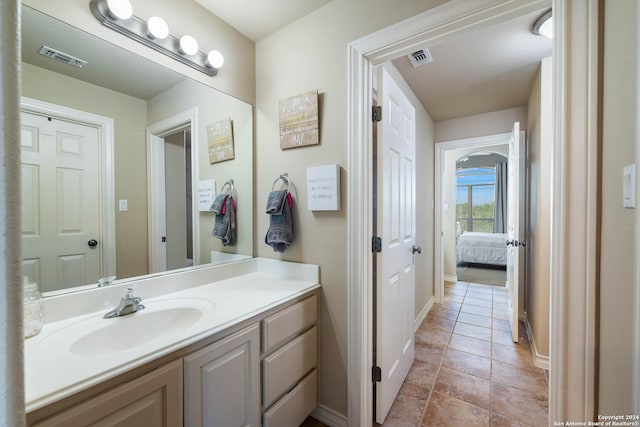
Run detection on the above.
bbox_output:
[383,281,549,426]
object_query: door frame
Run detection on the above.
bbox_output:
[147,108,199,273]
[347,0,600,424]
[433,133,511,303]
[20,96,116,281]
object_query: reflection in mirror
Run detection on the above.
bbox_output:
[20,6,253,295]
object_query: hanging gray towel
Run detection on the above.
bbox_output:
[210,194,236,246]
[265,190,293,252]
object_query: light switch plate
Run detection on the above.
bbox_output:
[623,164,635,208]
[119,199,128,212]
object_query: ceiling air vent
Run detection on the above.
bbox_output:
[408,48,433,68]
[38,45,88,69]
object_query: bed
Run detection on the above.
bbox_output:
[456,232,508,266]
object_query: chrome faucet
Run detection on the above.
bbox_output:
[103,287,145,319]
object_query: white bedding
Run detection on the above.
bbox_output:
[456,232,508,266]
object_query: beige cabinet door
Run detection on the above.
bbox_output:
[33,360,183,427]
[184,323,261,427]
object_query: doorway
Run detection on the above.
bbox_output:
[147,108,199,274]
[163,127,194,270]
[344,0,598,425]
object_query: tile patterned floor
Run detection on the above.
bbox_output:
[382,281,549,427]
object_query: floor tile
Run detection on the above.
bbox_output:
[433,366,491,409]
[440,301,462,312]
[492,360,548,399]
[467,284,494,294]
[460,304,492,317]
[300,416,330,427]
[453,322,492,342]
[491,342,534,368]
[415,341,446,365]
[421,391,490,426]
[406,358,440,389]
[466,291,493,301]
[493,309,510,320]
[448,334,492,358]
[429,305,460,321]
[421,315,455,333]
[442,347,491,379]
[384,381,431,427]
[463,297,493,308]
[490,412,534,427]
[416,326,451,347]
[457,312,492,328]
[492,318,511,332]
[492,328,518,346]
[492,383,548,427]
[445,287,467,297]
[443,293,464,303]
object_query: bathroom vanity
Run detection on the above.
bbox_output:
[24,258,320,427]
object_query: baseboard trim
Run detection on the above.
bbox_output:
[525,317,550,370]
[311,404,347,427]
[444,274,458,283]
[414,296,434,332]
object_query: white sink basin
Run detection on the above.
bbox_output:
[37,298,216,357]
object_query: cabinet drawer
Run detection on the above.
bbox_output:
[262,295,317,354]
[263,326,317,408]
[263,369,317,427]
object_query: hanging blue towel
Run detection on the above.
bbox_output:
[265,190,293,252]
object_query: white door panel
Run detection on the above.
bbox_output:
[21,111,101,292]
[375,66,416,423]
[506,123,525,343]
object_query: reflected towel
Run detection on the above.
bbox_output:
[210,194,236,246]
[265,190,293,252]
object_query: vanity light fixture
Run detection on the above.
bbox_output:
[89,0,223,76]
[531,8,553,39]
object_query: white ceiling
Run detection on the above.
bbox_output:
[195,0,333,42]
[392,9,552,122]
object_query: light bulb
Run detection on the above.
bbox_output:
[206,50,224,69]
[539,17,553,38]
[179,35,199,56]
[106,0,133,20]
[147,16,169,40]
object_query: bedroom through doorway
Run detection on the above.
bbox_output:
[454,149,508,287]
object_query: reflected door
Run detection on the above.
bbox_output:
[21,111,101,292]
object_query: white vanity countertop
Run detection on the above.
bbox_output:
[24,258,320,413]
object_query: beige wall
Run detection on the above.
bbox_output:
[22,0,255,105]
[526,57,552,359]
[255,0,446,415]
[435,106,528,143]
[147,79,254,265]
[21,63,150,279]
[599,0,638,414]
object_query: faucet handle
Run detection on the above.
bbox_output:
[123,286,135,299]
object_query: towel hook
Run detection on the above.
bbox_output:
[272,173,291,192]
[220,179,234,194]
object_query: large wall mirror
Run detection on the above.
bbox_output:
[20,6,254,295]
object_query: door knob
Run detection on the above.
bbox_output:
[412,245,422,254]
[88,239,98,247]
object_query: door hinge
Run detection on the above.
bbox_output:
[372,236,382,253]
[372,366,382,382]
[372,106,382,123]
[161,236,166,243]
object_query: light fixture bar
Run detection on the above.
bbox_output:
[89,0,218,76]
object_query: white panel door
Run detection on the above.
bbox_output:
[506,122,524,343]
[375,66,416,423]
[21,111,101,292]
